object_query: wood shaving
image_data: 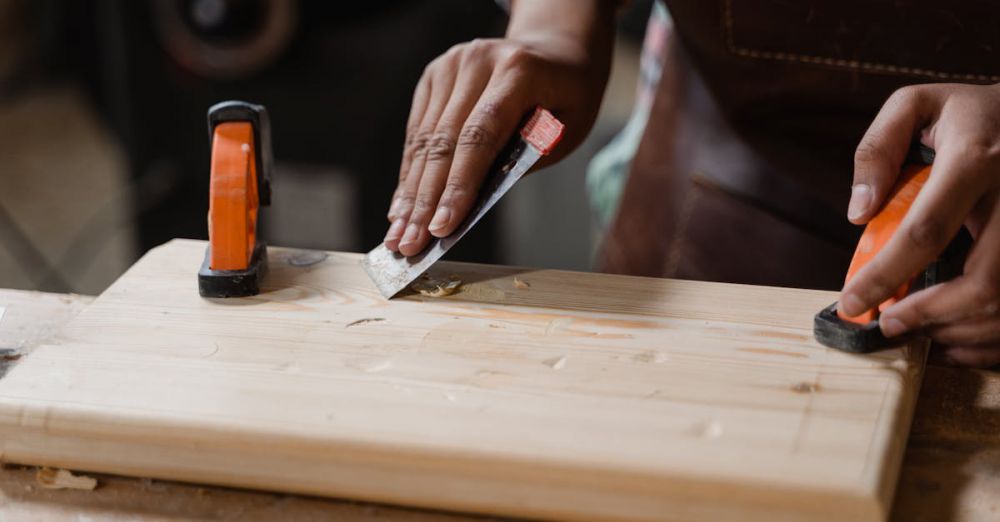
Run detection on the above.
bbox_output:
[791,382,820,394]
[345,318,386,328]
[36,467,98,490]
[543,355,567,370]
[0,349,22,379]
[513,277,530,289]
[410,276,462,297]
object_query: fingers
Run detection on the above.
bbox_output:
[850,86,934,224]
[384,59,457,251]
[394,74,433,214]
[876,192,1000,336]
[430,81,532,238]
[929,316,1000,346]
[396,57,493,256]
[877,275,998,337]
[938,346,1000,369]
[385,78,433,247]
[839,143,990,318]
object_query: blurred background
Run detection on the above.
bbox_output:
[0,0,650,295]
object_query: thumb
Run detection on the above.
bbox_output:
[851,86,935,224]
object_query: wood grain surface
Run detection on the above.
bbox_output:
[0,240,927,521]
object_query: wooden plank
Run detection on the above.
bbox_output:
[0,239,925,522]
[0,290,92,354]
[0,289,481,522]
[1,288,995,522]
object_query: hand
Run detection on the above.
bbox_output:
[840,83,1000,368]
[383,1,615,256]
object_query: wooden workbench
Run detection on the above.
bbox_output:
[0,288,997,522]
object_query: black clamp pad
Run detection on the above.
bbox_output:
[814,229,972,353]
[199,240,268,298]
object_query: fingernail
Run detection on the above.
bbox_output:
[399,223,420,247]
[839,293,867,318]
[847,184,872,221]
[384,219,405,243]
[881,317,908,338]
[429,206,451,232]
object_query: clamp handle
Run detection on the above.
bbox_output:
[208,101,273,205]
[838,161,931,324]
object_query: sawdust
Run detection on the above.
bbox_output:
[632,350,669,364]
[543,355,567,370]
[791,382,820,394]
[411,275,462,297]
[513,277,530,289]
[35,468,98,490]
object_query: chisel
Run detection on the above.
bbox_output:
[363,107,564,299]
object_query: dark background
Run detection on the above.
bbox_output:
[0,0,651,293]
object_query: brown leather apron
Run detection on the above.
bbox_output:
[599,1,1000,290]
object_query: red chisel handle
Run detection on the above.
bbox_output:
[520,106,565,155]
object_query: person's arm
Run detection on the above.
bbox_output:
[839,83,1000,367]
[383,0,618,256]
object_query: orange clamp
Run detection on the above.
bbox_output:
[838,163,932,324]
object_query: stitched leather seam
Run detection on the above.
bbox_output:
[721,0,1000,82]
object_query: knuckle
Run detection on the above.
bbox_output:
[425,132,456,161]
[422,57,441,77]
[905,216,950,249]
[463,38,493,56]
[394,193,415,208]
[411,197,436,218]
[409,129,434,154]
[457,124,497,151]
[443,43,465,60]
[854,137,887,166]
[403,126,421,149]
[499,45,536,70]
[475,98,502,119]
[863,268,897,305]
[955,140,1000,170]
[969,276,1000,311]
[443,180,474,200]
[890,84,923,105]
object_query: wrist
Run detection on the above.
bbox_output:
[505,0,616,64]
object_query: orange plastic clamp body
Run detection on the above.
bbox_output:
[208,121,258,271]
[838,163,932,324]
